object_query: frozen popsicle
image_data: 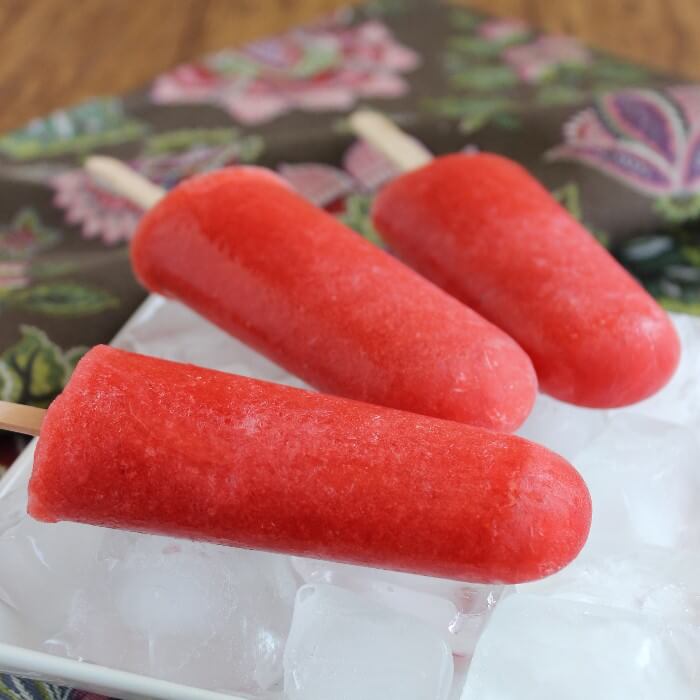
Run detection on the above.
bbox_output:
[351,112,680,408]
[28,345,591,584]
[86,157,537,432]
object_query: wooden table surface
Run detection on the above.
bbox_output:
[1,0,698,133]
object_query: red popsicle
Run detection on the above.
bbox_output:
[130,166,537,432]
[28,346,591,584]
[372,153,680,408]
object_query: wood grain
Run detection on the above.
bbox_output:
[0,0,698,133]
[0,0,360,132]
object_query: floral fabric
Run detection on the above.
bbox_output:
[0,0,697,696]
[151,14,419,124]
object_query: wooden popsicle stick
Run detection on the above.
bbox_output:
[84,156,166,209]
[1,164,159,439]
[0,401,45,437]
[348,109,433,172]
[87,113,425,213]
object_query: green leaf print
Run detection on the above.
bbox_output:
[551,182,583,219]
[449,8,484,33]
[291,44,340,79]
[615,235,678,275]
[0,674,88,700]
[654,194,700,224]
[425,8,656,134]
[0,676,22,700]
[339,194,385,247]
[450,65,519,91]
[210,52,259,78]
[2,283,119,316]
[613,233,700,315]
[2,326,87,406]
[535,83,587,107]
[590,56,649,84]
[447,36,501,58]
[144,128,264,163]
[460,99,520,133]
[657,297,700,315]
[0,360,18,402]
[236,135,266,163]
[363,0,416,16]
[0,209,62,261]
[551,182,609,246]
[29,247,131,281]
[424,95,518,132]
[0,98,146,160]
[64,345,87,372]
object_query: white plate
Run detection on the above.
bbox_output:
[0,295,248,700]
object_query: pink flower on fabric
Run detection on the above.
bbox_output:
[343,139,400,191]
[151,20,419,124]
[0,262,29,290]
[547,86,700,198]
[277,164,355,208]
[279,139,477,207]
[277,139,401,243]
[52,142,258,245]
[52,170,143,246]
[504,36,591,83]
[280,139,399,204]
[478,18,530,41]
[0,208,60,259]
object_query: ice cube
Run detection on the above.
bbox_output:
[0,599,45,649]
[283,584,453,700]
[573,413,700,554]
[291,556,502,656]
[0,460,105,643]
[461,595,699,700]
[620,312,700,430]
[518,545,700,624]
[291,556,491,601]
[449,656,471,700]
[516,393,608,461]
[46,532,299,694]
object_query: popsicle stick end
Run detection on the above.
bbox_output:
[84,156,165,210]
[348,109,433,173]
[0,401,45,437]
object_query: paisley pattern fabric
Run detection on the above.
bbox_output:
[549,87,700,211]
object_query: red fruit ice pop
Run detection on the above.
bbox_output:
[28,346,591,584]
[369,148,680,408]
[126,165,536,432]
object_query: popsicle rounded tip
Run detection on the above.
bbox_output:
[130,166,542,430]
[372,151,682,410]
[478,442,592,585]
[540,305,682,408]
